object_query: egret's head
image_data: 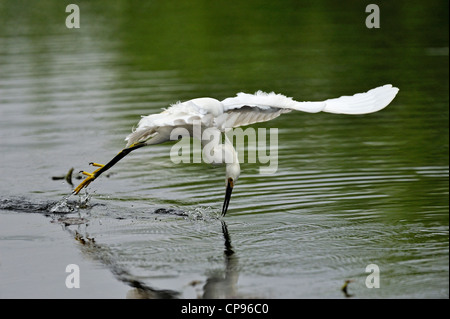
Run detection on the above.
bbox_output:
[225,162,240,185]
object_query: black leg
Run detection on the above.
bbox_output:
[73,142,147,194]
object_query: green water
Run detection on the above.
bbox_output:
[0,0,448,298]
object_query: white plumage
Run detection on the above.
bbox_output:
[75,84,399,216]
[126,84,399,146]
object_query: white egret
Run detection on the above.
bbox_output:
[73,84,399,216]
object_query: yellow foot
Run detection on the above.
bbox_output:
[72,163,105,195]
[89,162,104,168]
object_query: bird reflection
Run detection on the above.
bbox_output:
[59,214,239,299]
[124,220,240,299]
[202,220,239,298]
[61,223,180,299]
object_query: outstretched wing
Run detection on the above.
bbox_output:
[220,84,399,128]
[126,85,399,145]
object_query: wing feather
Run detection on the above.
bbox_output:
[219,106,290,129]
[126,85,399,145]
[222,85,399,118]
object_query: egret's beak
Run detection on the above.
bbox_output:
[222,178,234,216]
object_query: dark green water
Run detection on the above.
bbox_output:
[0,0,448,298]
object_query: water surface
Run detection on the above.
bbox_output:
[0,0,448,298]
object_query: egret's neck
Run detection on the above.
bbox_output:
[223,135,240,183]
[202,130,240,167]
[222,134,239,166]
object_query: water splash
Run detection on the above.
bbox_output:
[186,206,220,221]
[49,196,75,213]
[49,192,92,214]
[151,206,220,221]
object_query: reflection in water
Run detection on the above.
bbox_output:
[51,203,239,299]
[61,220,180,299]
[202,221,239,299]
